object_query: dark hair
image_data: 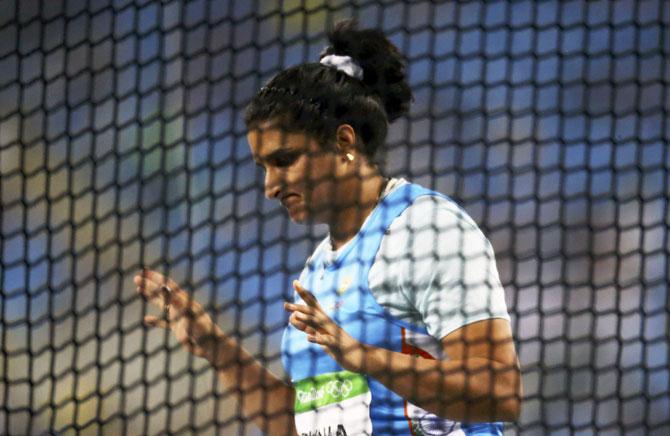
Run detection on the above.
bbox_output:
[244,19,412,161]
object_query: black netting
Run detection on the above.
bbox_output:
[1,1,669,435]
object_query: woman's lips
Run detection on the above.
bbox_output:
[280,194,300,207]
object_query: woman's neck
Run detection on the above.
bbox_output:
[328,174,389,250]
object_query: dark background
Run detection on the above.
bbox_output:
[1,0,668,434]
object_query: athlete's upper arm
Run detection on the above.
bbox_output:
[440,318,522,422]
[441,318,518,367]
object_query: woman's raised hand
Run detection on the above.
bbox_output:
[134,269,225,361]
[284,280,370,373]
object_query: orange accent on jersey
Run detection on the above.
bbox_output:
[404,399,416,436]
[400,327,436,360]
[401,327,436,435]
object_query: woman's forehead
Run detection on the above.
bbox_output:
[248,127,315,158]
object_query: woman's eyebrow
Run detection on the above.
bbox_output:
[257,148,301,163]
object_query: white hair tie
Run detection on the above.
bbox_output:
[320,54,364,80]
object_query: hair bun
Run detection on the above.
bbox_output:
[322,19,412,122]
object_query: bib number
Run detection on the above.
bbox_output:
[294,371,372,436]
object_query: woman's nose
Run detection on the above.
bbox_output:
[264,169,281,200]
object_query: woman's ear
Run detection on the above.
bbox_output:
[334,124,357,160]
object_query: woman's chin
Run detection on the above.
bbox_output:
[284,202,331,225]
[288,214,308,224]
[285,204,309,223]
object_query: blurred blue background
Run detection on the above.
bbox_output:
[0,0,668,434]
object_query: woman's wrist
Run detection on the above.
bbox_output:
[199,330,233,370]
[359,343,386,377]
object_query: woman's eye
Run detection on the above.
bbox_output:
[274,153,299,167]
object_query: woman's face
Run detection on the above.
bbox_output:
[247,125,347,224]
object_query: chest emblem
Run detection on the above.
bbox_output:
[337,277,352,295]
[326,277,353,311]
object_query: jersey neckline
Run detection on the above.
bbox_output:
[323,177,408,266]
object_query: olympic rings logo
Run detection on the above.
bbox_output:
[325,379,353,398]
[296,379,354,405]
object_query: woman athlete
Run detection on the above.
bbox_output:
[135,20,522,435]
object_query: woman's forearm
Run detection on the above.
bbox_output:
[134,270,297,434]
[366,346,521,423]
[206,333,297,435]
[284,283,521,423]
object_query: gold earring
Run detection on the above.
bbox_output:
[345,153,355,162]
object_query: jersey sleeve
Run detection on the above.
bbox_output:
[377,195,511,340]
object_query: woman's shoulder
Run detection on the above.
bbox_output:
[388,181,481,234]
[375,181,492,265]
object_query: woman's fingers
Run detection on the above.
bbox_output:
[284,302,316,316]
[308,331,337,348]
[134,270,173,295]
[285,281,365,372]
[144,315,169,329]
[290,310,338,348]
[287,281,350,352]
[289,311,324,334]
[134,274,170,303]
[289,316,307,331]
[134,270,198,312]
[289,312,312,331]
[142,269,181,292]
[135,284,172,315]
[136,274,224,359]
[286,285,337,336]
[293,280,320,308]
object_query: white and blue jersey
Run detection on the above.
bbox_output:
[282,182,507,435]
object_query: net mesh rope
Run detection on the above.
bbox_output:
[1,0,668,434]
